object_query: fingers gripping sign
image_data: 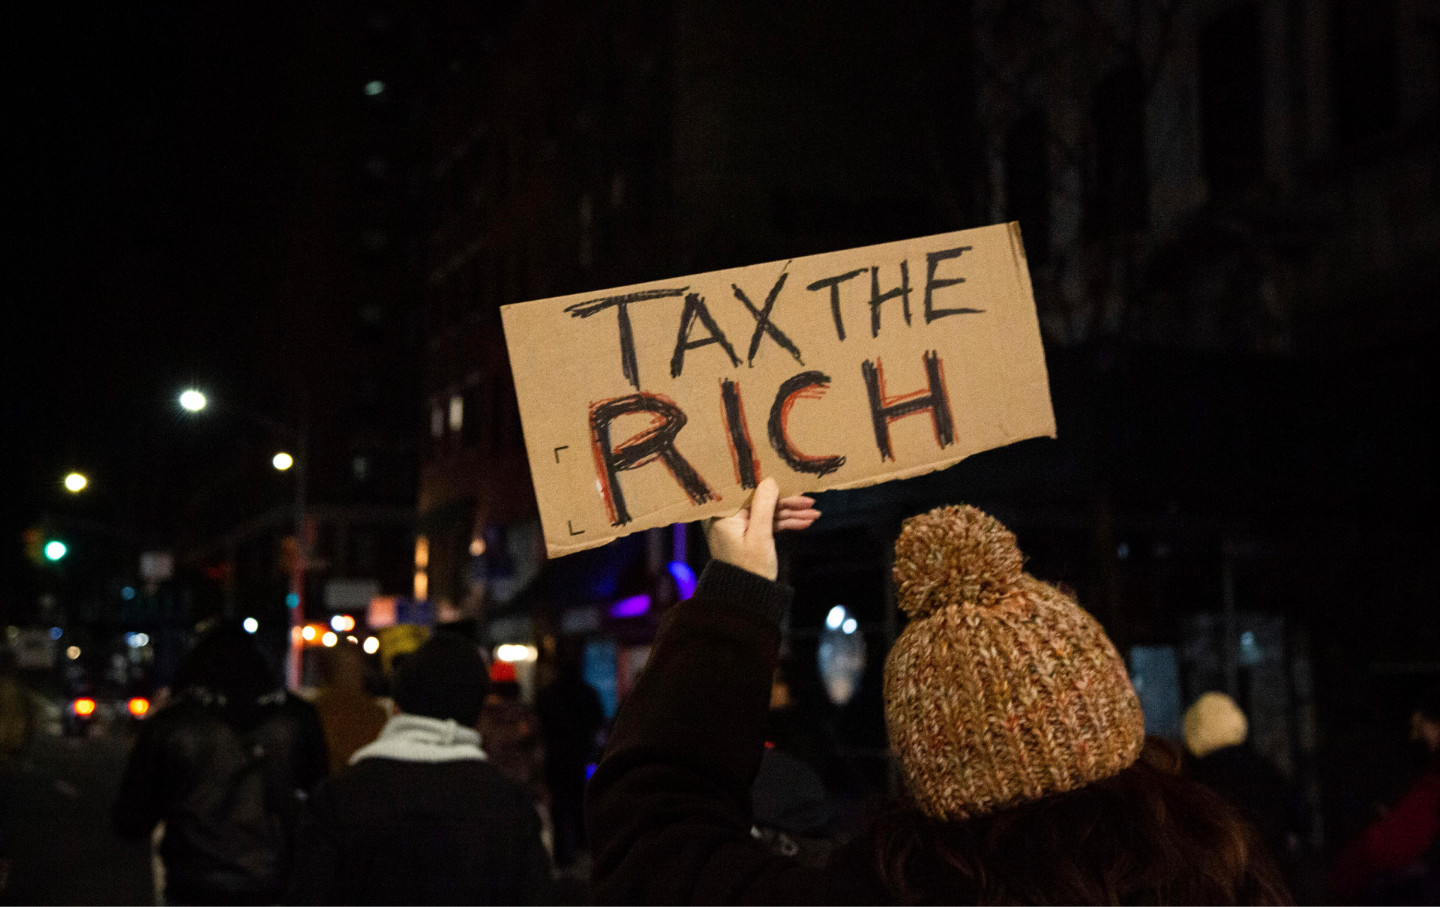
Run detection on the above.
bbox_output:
[703,478,820,581]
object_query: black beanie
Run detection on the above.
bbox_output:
[391,632,490,726]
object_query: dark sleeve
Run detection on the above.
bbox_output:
[111,717,166,840]
[585,561,872,905]
[284,782,341,905]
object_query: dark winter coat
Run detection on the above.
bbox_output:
[286,714,553,905]
[112,690,329,905]
[585,561,890,904]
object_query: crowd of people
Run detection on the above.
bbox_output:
[3,484,1438,904]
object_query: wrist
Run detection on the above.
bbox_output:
[693,561,792,624]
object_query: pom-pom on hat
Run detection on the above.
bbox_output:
[883,505,1145,820]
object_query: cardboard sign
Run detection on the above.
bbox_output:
[502,222,1055,558]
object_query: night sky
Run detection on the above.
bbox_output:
[4,7,301,594]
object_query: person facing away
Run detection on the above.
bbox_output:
[1329,686,1440,904]
[586,480,1291,905]
[310,641,387,775]
[287,631,553,905]
[112,625,329,906]
[534,640,604,869]
[1183,691,1305,881]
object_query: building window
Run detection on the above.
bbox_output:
[1200,3,1263,197]
[1087,62,1148,236]
[1005,111,1051,264]
[1330,0,1397,144]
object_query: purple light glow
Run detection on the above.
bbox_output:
[667,560,697,600]
[609,594,651,618]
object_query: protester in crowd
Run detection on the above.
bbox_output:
[310,641,387,775]
[1328,686,1440,904]
[480,660,552,850]
[287,632,552,905]
[587,480,1290,904]
[0,646,35,895]
[535,640,604,869]
[112,624,328,906]
[1183,691,1306,884]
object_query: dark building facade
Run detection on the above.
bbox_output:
[409,0,1438,866]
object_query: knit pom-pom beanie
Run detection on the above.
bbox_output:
[883,505,1145,820]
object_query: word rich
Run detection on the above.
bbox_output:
[588,351,955,527]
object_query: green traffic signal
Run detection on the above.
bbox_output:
[43,540,68,561]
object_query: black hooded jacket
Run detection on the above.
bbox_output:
[113,688,328,904]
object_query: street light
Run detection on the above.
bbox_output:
[178,387,310,690]
[63,472,88,493]
[178,388,208,413]
[44,540,68,561]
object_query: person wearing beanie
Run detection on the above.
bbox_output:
[586,480,1290,904]
[1182,692,1305,892]
[288,632,553,905]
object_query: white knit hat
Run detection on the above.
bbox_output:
[1182,691,1248,758]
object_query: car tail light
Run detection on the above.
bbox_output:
[72,697,97,717]
[127,697,150,718]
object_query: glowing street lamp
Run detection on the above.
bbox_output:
[44,540,68,561]
[272,452,294,471]
[63,472,88,493]
[178,388,208,412]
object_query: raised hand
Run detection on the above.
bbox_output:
[703,478,819,581]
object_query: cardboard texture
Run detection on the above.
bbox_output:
[501,222,1055,557]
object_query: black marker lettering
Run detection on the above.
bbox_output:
[564,287,688,389]
[733,271,804,367]
[924,246,983,322]
[861,351,955,461]
[806,268,866,342]
[869,261,912,338]
[767,371,846,477]
[670,293,740,378]
[589,393,715,526]
[720,379,759,489]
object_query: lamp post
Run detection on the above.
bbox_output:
[178,387,311,690]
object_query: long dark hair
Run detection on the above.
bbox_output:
[871,737,1291,905]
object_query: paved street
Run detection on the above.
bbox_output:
[2,700,154,905]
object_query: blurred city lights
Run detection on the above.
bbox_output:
[825,605,847,631]
[841,617,858,635]
[63,472,88,492]
[667,560,697,600]
[301,625,317,641]
[321,632,338,647]
[346,635,358,644]
[128,697,150,718]
[243,617,259,634]
[363,636,380,654]
[469,537,486,557]
[44,540,68,561]
[121,586,136,600]
[609,595,650,618]
[178,388,207,412]
[330,614,355,633]
[495,644,538,663]
[72,697,96,717]
[49,627,62,640]
[66,645,81,660]
[125,632,150,648]
[364,80,386,96]
[272,452,294,471]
